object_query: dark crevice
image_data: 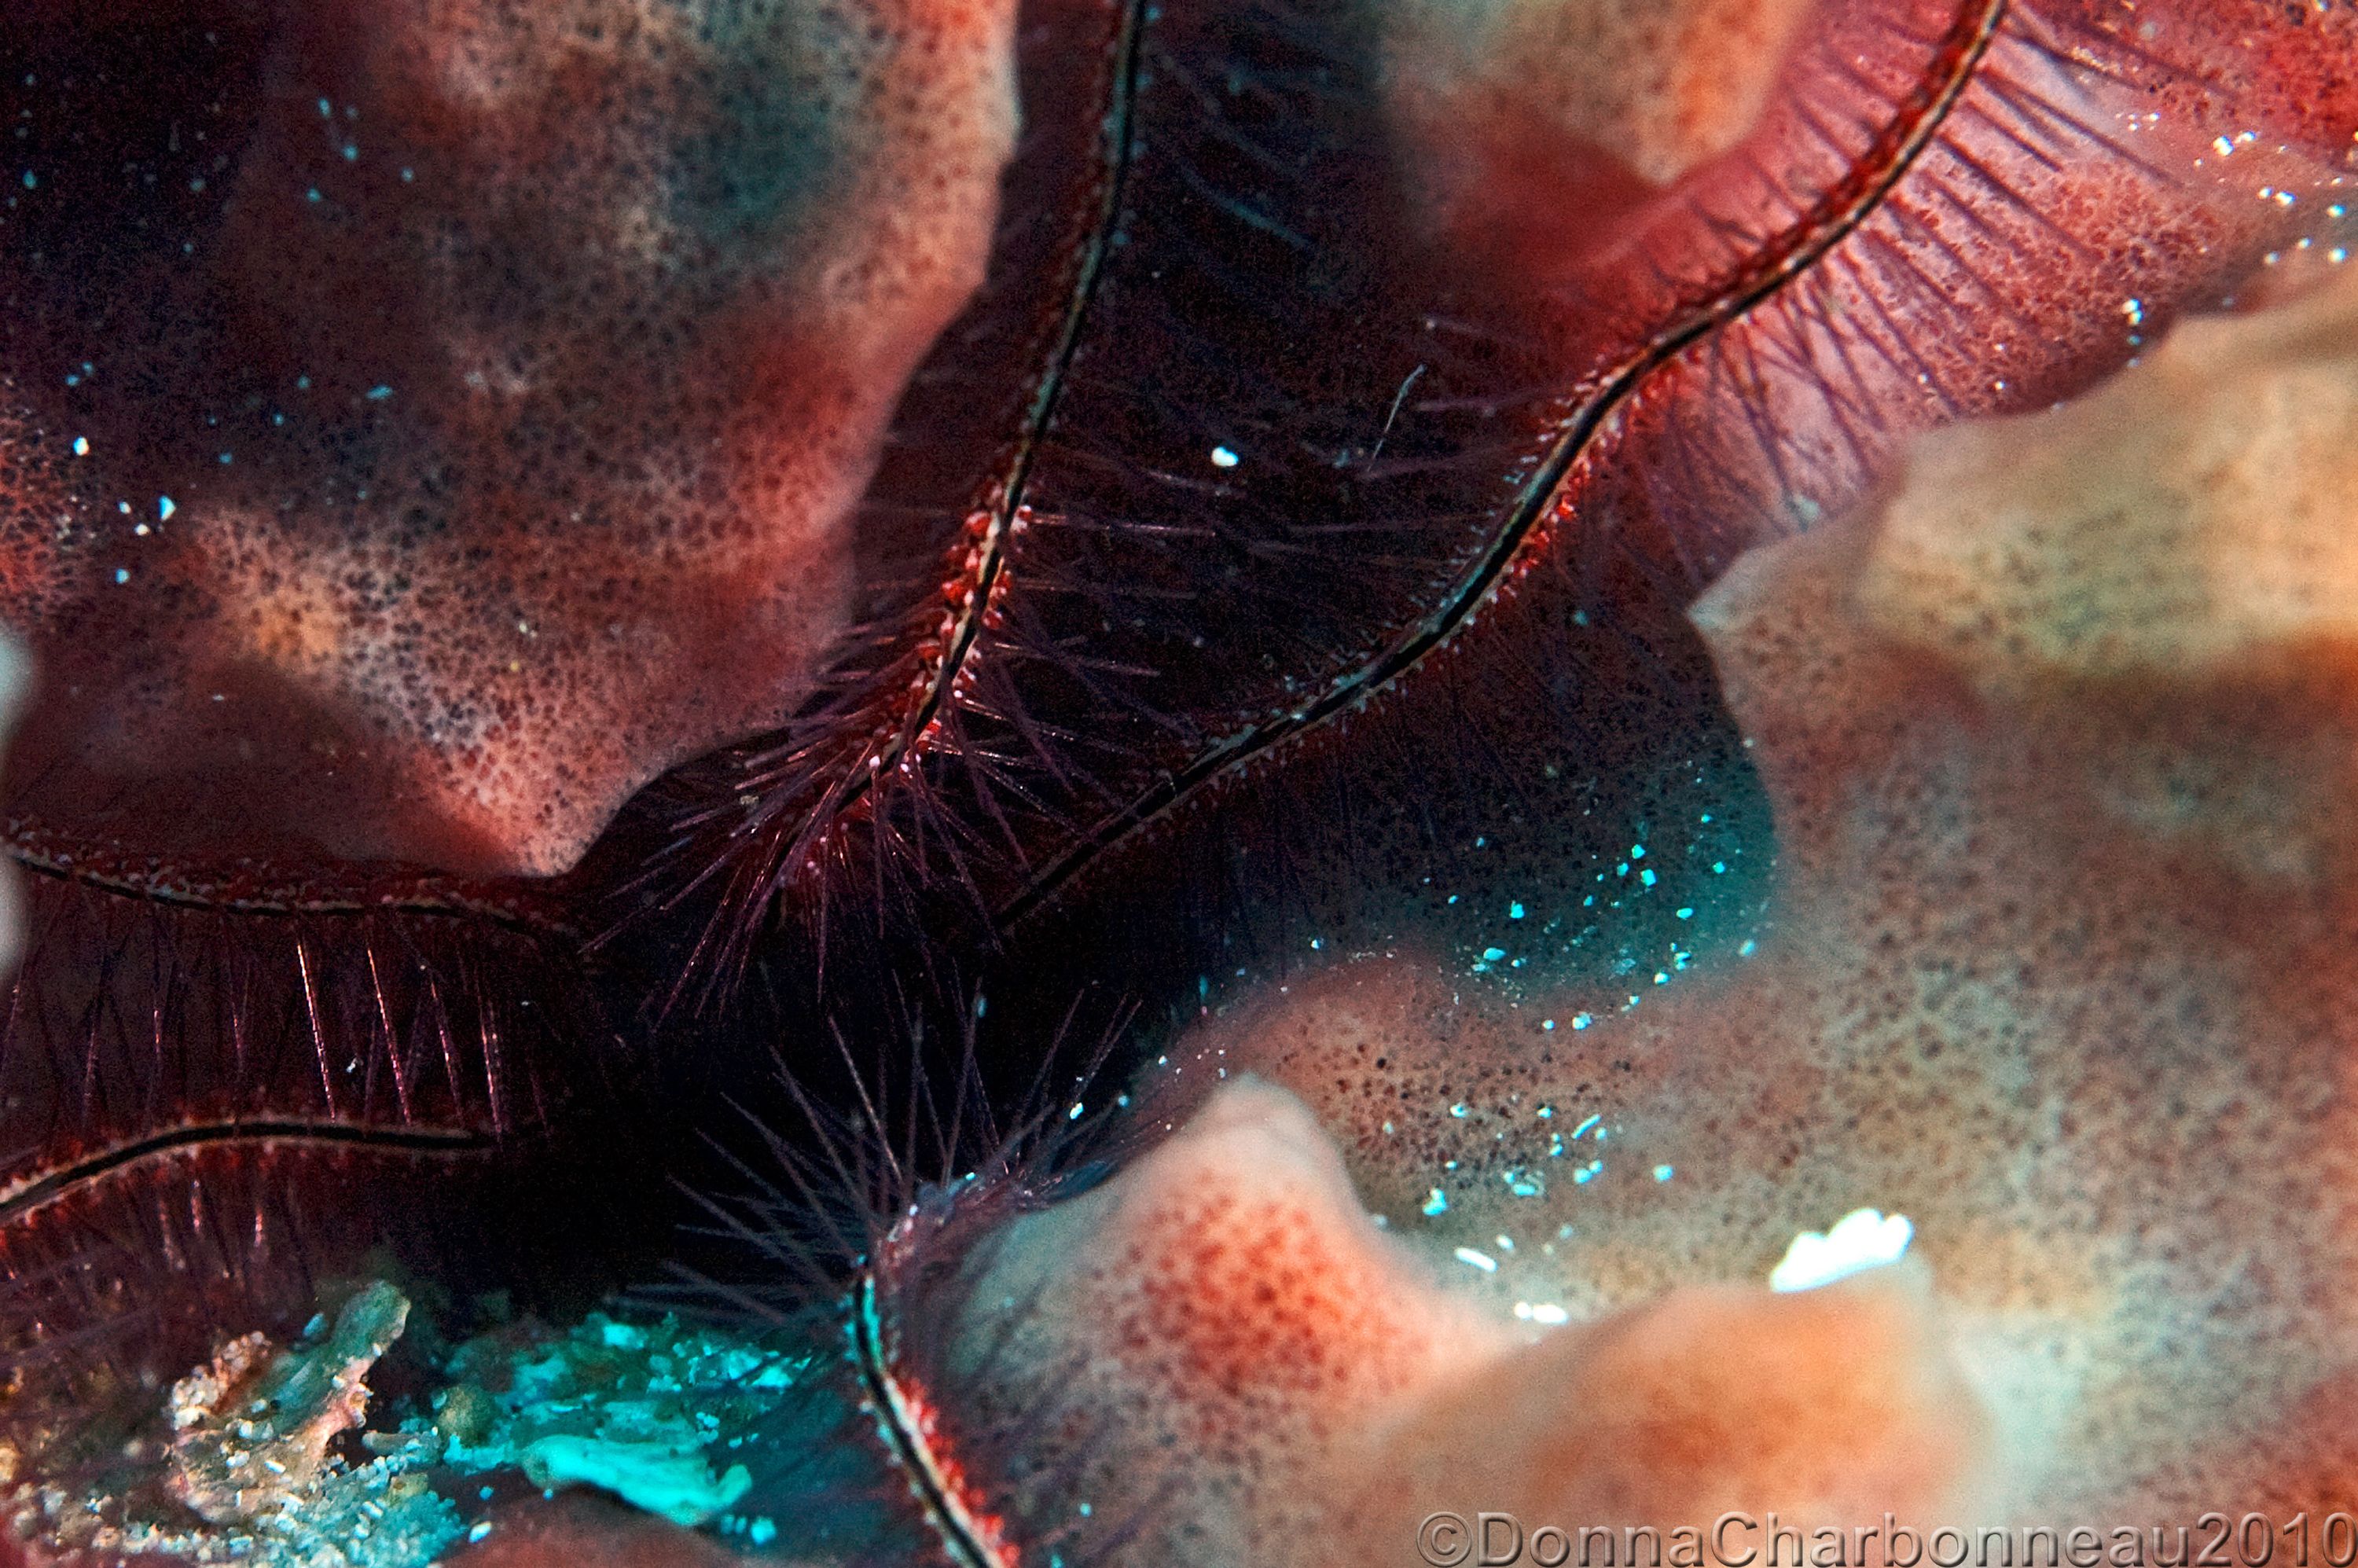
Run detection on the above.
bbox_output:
[997,0,2010,927]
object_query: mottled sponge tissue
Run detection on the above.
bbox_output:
[0,0,1017,876]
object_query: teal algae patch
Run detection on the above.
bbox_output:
[5,1283,815,1566]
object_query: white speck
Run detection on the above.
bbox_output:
[1210,445,1239,468]
[2121,297,2144,327]
[158,496,175,522]
[72,436,88,457]
[1454,1247,1498,1273]
[1513,1301,1570,1326]
[113,567,130,584]
[1770,1208,1914,1292]
[1067,1101,1085,1121]
[1422,1188,1449,1217]
[1653,1164,1674,1182]
[468,1522,494,1544]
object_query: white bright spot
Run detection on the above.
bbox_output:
[1769,1208,1913,1293]
[1453,1247,1499,1274]
[158,496,176,522]
[1513,1301,1570,1326]
[1210,445,1239,468]
[72,436,89,457]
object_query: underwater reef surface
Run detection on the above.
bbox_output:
[1,0,2356,1563]
[996,259,2358,1559]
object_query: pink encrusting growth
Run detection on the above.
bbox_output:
[0,0,1017,876]
[912,1078,1515,1565]
[884,1074,1989,1565]
[861,253,2358,1560]
[1382,0,1816,272]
